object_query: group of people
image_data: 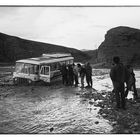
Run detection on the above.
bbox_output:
[61,62,92,88]
[61,56,138,110]
[110,56,138,110]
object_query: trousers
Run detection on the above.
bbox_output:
[113,82,125,108]
[125,82,138,98]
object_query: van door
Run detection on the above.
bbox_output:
[40,66,50,83]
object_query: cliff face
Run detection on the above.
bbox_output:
[0,32,90,64]
[97,26,140,67]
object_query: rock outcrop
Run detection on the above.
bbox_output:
[97,26,140,67]
[0,32,90,64]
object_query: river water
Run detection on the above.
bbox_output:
[0,84,113,134]
[1,69,140,134]
[0,69,115,134]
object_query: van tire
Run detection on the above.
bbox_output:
[13,78,18,85]
[44,82,51,86]
[27,79,32,85]
[27,79,35,86]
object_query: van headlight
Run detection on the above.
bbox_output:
[13,77,17,81]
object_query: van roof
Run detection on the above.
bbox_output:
[16,56,74,65]
[42,53,71,58]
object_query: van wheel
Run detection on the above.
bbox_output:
[13,78,18,85]
[27,79,32,85]
[44,82,51,86]
[27,79,34,86]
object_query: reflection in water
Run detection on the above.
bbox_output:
[0,86,112,134]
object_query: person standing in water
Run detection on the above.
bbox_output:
[61,63,68,85]
[73,63,79,87]
[79,64,86,88]
[125,64,138,100]
[85,62,93,88]
[67,64,74,86]
[110,56,126,110]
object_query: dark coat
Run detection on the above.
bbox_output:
[85,65,92,76]
[110,63,126,83]
[80,67,86,77]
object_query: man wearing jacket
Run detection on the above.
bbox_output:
[125,64,138,100]
[110,56,127,110]
[85,62,93,88]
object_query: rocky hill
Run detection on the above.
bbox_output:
[0,32,90,65]
[96,26,140,67]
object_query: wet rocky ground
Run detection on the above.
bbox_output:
[0,68,140,134]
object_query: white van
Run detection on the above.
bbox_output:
[13,53,74,85]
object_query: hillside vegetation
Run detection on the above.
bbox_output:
[0,32,90,65]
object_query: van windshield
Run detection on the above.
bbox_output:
[15,62,39,74]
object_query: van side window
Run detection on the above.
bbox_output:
[50,63,54,71]
[40,66,49,75]
[54,63,57,70]
[70,60,73,64]
[50,63,57,71]
[66,61,69,65]
[23,64,30,74]
[57,62,61,70]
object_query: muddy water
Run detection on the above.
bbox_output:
[0,84,113,134]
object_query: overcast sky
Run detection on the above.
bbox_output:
[0,7,140,50]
